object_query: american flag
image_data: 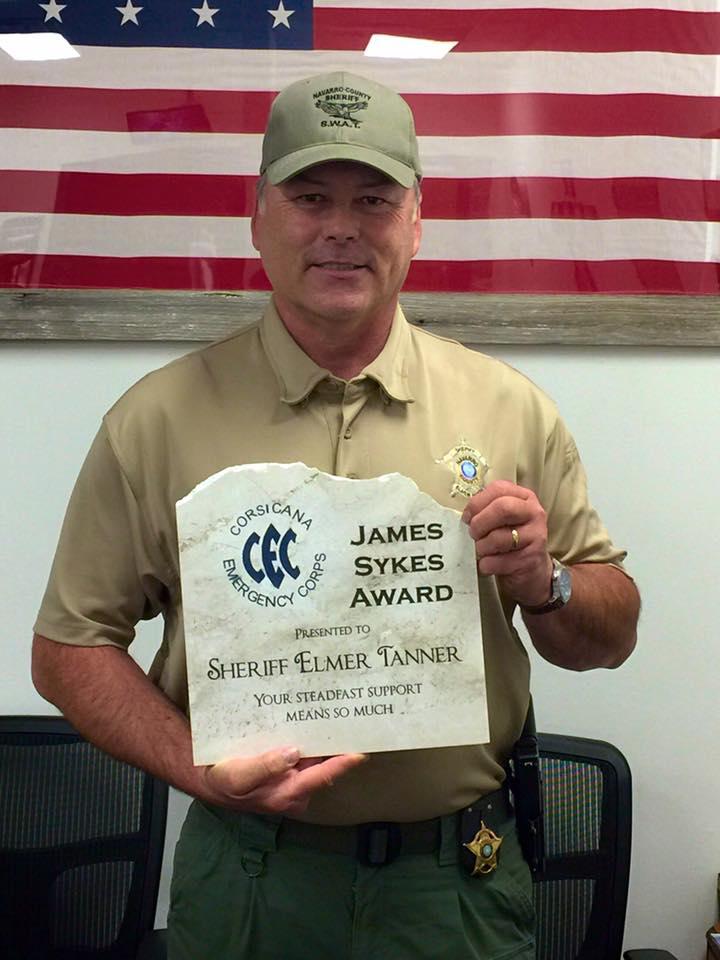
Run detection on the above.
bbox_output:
[1,0,718,294]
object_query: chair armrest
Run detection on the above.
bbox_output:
[137,928,167,960]
[623,951,679,959]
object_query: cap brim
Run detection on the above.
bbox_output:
[264,143,417,188]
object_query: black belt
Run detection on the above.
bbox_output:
[279,788,513,867]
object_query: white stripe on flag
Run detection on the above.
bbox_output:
[2,47,718,96]
[2,212,718,262]
[5,130,718,180]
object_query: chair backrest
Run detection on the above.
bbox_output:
[534,733,632,960]
[0,715,168,960]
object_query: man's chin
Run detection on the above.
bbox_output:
[306,290,375,323]
[314,297,370,323]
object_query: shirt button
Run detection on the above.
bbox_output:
[346,472,359,480]
[344,427,352,440]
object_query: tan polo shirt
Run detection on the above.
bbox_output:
[36,300,627,823]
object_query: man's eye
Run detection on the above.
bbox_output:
[295,193,324,203]
[361,196,386,206]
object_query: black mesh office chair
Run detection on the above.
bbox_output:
[534,732,677,960]
[133,730,681,960]
[0,715,168,960]
[1,717,677,960]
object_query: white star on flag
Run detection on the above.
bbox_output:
[38,0,66,23]
[115,1,142,25]
[267,1,294,29]
[192,1,219,26]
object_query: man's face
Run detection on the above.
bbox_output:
[251,161,421,329]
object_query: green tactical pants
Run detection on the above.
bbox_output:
[168,800,536,960]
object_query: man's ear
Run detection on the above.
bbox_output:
[412,203,422,258]
[250,209,260,253]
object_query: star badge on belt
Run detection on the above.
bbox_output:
[436,440,489,498]
[464,822,503,875]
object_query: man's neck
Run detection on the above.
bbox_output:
[273,298,396,380]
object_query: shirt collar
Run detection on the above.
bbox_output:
[258,298,415,406]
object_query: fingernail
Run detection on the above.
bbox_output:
[461,512,470,524]
[282,746,300,765]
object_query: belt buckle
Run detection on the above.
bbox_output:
[356,821,402,866]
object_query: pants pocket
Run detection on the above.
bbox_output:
[167,803,258,960]
[455,828,536,960]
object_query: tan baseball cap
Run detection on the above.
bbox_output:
[260,71,422,188]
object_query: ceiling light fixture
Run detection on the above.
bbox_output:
[364,34,457,60]
[0,33,79,61]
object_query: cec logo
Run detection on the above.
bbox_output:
[242,523,299,589]
[223,501,326,608]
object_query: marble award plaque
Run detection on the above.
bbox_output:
[177,463,488,765]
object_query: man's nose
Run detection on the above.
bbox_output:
[322,203,360,242]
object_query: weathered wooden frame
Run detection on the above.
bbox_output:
[0,289,718,345]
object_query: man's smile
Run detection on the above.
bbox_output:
[311,261,367,271]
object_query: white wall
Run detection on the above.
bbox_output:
[2,335,718,958]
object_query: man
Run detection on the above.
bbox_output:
[32,72,639,959]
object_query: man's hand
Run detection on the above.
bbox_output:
[460,481,640,670]
[462,480,553,608]
[32,635,365,813]
[202,750,366,816]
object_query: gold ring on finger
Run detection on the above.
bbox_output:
[511,528,520,550]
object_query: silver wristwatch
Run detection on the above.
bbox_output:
[522,559,572,615]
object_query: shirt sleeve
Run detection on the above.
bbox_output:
[34,420,173,649]
[538,416,628,569]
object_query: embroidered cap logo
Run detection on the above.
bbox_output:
[313,85,371,129]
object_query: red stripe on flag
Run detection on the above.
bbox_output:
[4,170,719,223]
[2,254,718,295]
[0,87,275,134]
[406,259,720,294]
[420,177,720,223]
[0,171,255,216]
[3,87,720,139]
[314,7,720,54]
[0,255,271,291]
[402,92,720,139]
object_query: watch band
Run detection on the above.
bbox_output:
[521,559,572,615]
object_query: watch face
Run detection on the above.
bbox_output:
[557,566,572,604]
